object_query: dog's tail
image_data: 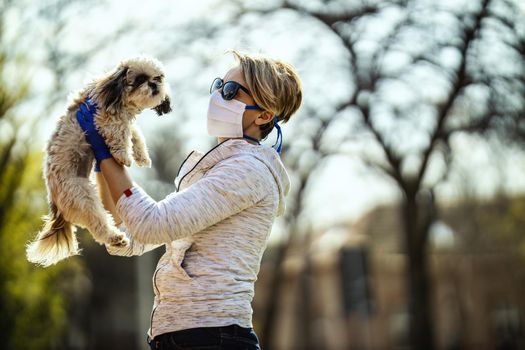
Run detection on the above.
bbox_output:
[26,202,79,267]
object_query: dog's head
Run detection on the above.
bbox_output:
[96,56,172,116]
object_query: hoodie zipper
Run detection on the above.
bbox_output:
[174,151,195,187]
[176,138,231,192]
[150,259,170,335]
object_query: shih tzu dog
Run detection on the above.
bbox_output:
[26,56,171,267]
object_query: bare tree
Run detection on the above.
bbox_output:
[226,0,525,349]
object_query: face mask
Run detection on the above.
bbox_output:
[206,90,260,138]
[207,90,284,154]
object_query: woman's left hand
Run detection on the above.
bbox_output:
[76,99,113,171]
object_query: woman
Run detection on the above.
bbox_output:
[76,51,302,350]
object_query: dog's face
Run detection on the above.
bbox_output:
[97,56,172,116]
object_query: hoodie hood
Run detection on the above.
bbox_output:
[174,139,291,216]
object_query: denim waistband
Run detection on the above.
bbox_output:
[147,324,252,347]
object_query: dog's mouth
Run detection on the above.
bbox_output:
[152,96,172,115]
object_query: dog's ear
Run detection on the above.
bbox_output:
[152,96,172,115]
[98,65,128,114]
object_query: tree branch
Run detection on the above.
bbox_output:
[415,0,491,190]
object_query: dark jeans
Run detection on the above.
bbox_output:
[148,324,261,350]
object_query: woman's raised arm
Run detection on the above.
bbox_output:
[99,157,134,204]
[96,171,122,226]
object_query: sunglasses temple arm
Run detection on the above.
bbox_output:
[238,85,252,96]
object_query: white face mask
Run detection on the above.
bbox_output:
[206,90,283,154]
[206,90,246,138]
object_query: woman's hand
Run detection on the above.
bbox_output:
[76,99,113,171]
[76,99,134,204]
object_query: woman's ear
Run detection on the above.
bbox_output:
[98,65,129,114]
[254,111,274,126]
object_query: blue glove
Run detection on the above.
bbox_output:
[76,99,112,172]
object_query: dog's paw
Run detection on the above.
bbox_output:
[134,154,152,168]
[112,150,132,167]
[108,231,129,247]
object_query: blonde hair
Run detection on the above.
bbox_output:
[230,50,302,139]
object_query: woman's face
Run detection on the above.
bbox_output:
[221,66,273,139]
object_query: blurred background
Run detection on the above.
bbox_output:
[1,0,524,349]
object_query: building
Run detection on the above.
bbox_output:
[254,197,525,349]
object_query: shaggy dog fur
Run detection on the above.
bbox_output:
[26,56,171,267]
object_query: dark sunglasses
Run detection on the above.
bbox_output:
[210,77,255,101]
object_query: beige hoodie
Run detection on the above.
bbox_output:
[106,138,290,338]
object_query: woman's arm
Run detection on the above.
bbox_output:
[113,155,273,245]
[97,161,162,257]
[99,157,134,204]
[96,171,122,226]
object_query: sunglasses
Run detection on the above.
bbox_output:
[210,77,258,102]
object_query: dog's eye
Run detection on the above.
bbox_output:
[153,75,163,83]
[134,74,148,86]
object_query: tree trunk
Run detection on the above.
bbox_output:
[402,195,435,350]
[297,231,315,350]
[260,240,291,350]
[261,173,307,349]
